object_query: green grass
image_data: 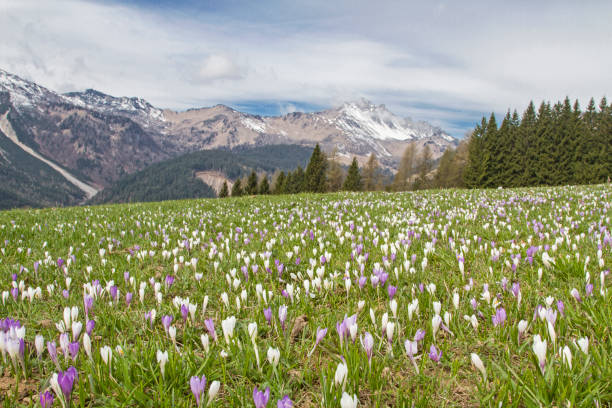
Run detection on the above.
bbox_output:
[0,185,610,407]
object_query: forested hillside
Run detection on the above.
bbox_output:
[463,97,611,188]
[89,145,312,204]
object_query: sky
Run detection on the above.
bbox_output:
[0,0,610,138]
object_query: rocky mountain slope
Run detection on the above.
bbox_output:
[0,68,457,208]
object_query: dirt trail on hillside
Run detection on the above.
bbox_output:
[0,110,99,199]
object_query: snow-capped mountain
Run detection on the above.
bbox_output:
[0,67,457,207]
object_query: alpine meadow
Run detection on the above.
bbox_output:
[1,1,612,407]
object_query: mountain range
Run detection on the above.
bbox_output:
[0,68,456,208]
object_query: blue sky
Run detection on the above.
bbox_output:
[1,0,611,138]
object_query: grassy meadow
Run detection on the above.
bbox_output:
[0,185,610,407]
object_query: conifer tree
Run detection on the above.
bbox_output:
[304,144,328,193]
[434,148,455,188]
[231,179,243,197]
[292,166,306,193]
[219,181,229,198]
[246,171,258,195]
[463,119,488,188]
[343,157,362,191]
[258,174,270,195]
[273,171,286,194]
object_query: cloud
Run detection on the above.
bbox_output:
[0,0,610,138]
[197,54,243,82]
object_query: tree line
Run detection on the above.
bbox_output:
[463,97,611,188]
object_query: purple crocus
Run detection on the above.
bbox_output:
[62,289,70,299]
[557,300,565,316]
[109,286,118,302]
[308,327,328,356]
[161,315,173,333]
[387,285,397,300]
[83,295,93,317]
[253,386,270,408]
[181,304,189,322]
[190,375,206,407]
[361,332,374,365]
[205,318,217,341]
[263,308,272,326]
[414,329,426,342]
[277,395,293,408]
[68,342,80,361]
[428,344,442,363]
[11,287,19,300]
[86,320,95,336]
[40,390,54,408]
[47,341,59,366]
[492,308,507,327]
[165,275,175,288]
[57,366,78,401]
[126,292,133,307]
[585,283,593,297]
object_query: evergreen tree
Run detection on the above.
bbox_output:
[273,171,286,194]
[326,148,345,192]
[304,144,328,193]
[343,157,362,191]
[434,148,455,188]
[231,179,243,197]
[258,174,270,195]
[291,166,306,193]
[246,170,258,195]
[519,101,538,186]
[218,181,229,198]
[463,119,488,188]
[392,144,415,191]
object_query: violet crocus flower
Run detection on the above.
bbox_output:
[511,282,520,298]
[557,300,565,316]
[126,292,133,307]
[165,275,175,288]
[57,366,78,401]
[181,304,189,322]
[204,319,217,341]
[358,276,367,289]
[62,289,70,299]
[253,386,270,408]
[11,287,18,300]
[428,344,442,363]
[40,390,54,408]
[263,308,272,325]
[86,320,95,336]
[308,327,328,356]
[387,285,397,300]
[190,375,206,407]
[492,308,507,327]
[109,286,118,302]
[83,295,93,317]
[161,315,173,333]
[570,288,582,302]
[68,342,79,361]
[414,329,426,342]
[47,341,59,368]
[277,395,293,408]
[585,283,593,297]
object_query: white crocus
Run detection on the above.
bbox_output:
[267,347,280,368]
[470,353,486,380]
[340,392,358,408]
[156,349,169,378]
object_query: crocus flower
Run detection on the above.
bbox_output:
[161,315,173,334]
[39,390,54,408]
[208,381,220,404]
[267,347,280,368]
[414,329,426,342]
[190,375,206,407]
[308,327,327,356]
[470,353,486,380]
[205,319,217,341]
[126,292,133,307]
[57,366,78,401]
[492,308,507,327]
[253,386,270,408]
[68,342,79,361]
[557,300,565,316]
[570,288,582,302]
[532,335,547,374]
[387,285,397,300]
[156,350,168,378]
[278,305,288,332]
[334,361,348,389]
[277,395,293,408]
[263,308,272,325]
[428,344,442,363]
[86,320,95,336]
[361,332,374,366]
[340,392,358,408]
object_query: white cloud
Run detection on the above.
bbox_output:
[0,0,610,137]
